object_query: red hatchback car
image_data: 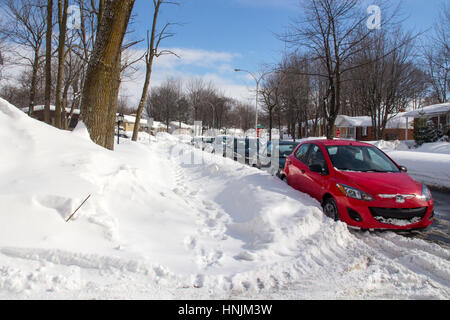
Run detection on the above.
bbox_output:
[283,140,434,230]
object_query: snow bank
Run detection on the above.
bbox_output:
[367,140,450,190]
[368,140,411,152]
[0,98,449,299]
[387,151,450,190]
[415,142,450,155]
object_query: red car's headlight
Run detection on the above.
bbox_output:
[418,184,432,201]
[336,183,374,201]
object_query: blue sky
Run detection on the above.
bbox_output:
[120,0,443,105]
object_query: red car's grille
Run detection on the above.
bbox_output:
[369,207,428,220]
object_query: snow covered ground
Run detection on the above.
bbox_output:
[0,98,449,300]
[368,140,450,190]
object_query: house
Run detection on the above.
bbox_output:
[169,121,192,135]
[22,105,80,130]
[149,120,167,135]
[118,114,149,133]
[403,102,450,137]
[334,113,413,141]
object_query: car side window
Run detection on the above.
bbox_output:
[307,145,327,168]
[294,144,311,164]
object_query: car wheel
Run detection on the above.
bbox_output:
[282,176,289,185]
[323,197,340,221]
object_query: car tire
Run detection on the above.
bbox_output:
[282,176,289,185]
[323,197,340,221]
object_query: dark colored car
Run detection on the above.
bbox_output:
[230,138,268,165]
[283,140,434,230]
[257,141,300,173]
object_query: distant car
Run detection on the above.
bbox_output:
[258,141,300,173]
[192,136,215,151]
[230,138,270,166]
[283,139,434,230]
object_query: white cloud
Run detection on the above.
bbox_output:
[120,47,253,107]
[0,44,254,108]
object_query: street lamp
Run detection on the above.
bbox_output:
[234,68,271,138]
[117,113,124,144]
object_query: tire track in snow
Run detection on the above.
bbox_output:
[352,231,450,291]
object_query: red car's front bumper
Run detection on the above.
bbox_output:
[334,194,434,230]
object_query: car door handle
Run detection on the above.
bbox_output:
[301,169,306,174]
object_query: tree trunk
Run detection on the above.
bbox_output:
[268,108,273,141]
[44,0,53,124]
[132,1,164,142]
[132,58,152,141]
[28,49,40,116]
[81,0,135,150]
[55,0,69,129]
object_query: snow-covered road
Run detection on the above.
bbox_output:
[0,98,449,299]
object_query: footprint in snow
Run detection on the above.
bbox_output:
[202,200,215,211]
[234,251,255,261]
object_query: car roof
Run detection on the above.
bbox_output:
[303,139,375,147]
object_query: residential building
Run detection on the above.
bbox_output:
[22,105,80,130]
[403,102,450,137]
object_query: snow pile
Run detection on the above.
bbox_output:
[335,113,412,129]
[415,142,450,155]
[368,140,411,152]
[386,150,450,190]
[367,140,450,190]
[0,97,449,299]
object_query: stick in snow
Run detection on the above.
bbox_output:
[66,195,91,222]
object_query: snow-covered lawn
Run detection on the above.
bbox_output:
[369,140,450,190]
[0,98,449,299]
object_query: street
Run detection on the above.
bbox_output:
[400,190,450,248]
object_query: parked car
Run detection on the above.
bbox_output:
[258,141,300,174]
[283,140,434,230]
[192,136,215,151]
[230,138,271,165]
[232,138,248,162]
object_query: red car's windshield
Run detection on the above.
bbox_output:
[326,145,400,173]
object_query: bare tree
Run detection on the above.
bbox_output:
[0,0,46,115]
[146,77,181,130]
[43,0,53,123]
[280,0,396,138]
[81,0,135,150]
[186,77,217,125]
[423,1,449,103]
[0,38,6,81]
[54,0,69,128]
[278,53,311,140]
[132,0,179,142]
[260,73,281,140]
[350,29,425,139]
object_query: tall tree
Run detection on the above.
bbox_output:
[132,0,178,142]
[280,0,390,138]
[350,30,423,139]
[81,0,135,150]
[54,0,69,129]
[261,73,281,141]
[44,0,53,124]
[423,1,449,103]
[0,0,46,115]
